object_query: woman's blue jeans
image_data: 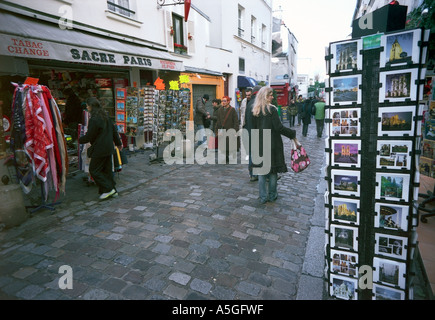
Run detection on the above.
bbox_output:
[258,173,278,202]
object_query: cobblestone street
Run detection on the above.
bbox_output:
[0,124,327,300]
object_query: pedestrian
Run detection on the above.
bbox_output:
[302,97,313,137]
[314,98,326,138]
[251,86,296,204]
[296,95,304,126]
[194,94,210,146]
[215,96,239,163]
[239,87,253,128]
[209,98,221,151]
[63,87,83,139]
[288,99,297,127]
[244,85,263,181]
[78,97,123,200]
[210,98,222,133]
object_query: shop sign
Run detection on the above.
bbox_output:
[0,34,183,71]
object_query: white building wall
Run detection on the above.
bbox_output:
[5,0,273,102]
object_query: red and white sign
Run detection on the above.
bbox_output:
[0,34,184,72]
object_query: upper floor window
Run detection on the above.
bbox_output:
[107,0,134,18]
[261,24,267,49]
[173,14,187,55]
[238,5,245,38]
[251,16,257,44]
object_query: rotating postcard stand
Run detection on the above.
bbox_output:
[324,27,429,300]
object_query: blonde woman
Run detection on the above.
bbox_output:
[251,86,296,204]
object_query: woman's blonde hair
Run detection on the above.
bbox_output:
[252,86,275,117]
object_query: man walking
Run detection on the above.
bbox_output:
[296,95,304,126]
[314,98,326,138]
[239,88,252,128]
[194,94,210,146]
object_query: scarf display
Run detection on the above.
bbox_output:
[10,83,68,200]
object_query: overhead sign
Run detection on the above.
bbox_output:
[0,35,184,71]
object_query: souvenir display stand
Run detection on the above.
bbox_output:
[324,28,429,300]
[152,88,191,161]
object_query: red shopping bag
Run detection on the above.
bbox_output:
[290,139,311,173]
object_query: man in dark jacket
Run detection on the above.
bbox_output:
[79,97,123,200]
[302,97,313,137]
[194,94,210,146]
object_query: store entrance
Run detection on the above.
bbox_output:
[192,84,216,115]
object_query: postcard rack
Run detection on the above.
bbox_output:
[324,28,429,300]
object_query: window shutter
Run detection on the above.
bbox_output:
[165,10,174,52]
[187,21,195,54]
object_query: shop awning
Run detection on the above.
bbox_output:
[0,11,184,71]
[237,76,257,88]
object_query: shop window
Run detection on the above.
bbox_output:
[173,14,187,55]
[239,58,245,73]
[107,0,134,18]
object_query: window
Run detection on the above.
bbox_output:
[107,0,134,18]
[173,14,187,55]
[261,24,267,49]
[239,58,245,73]
[238,5,244,37]
[251,16,257,44]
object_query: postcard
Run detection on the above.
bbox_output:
[330,274,358,300]
[331,75,362,106]
[378,106,416,137]
[373,257,406,289]
[330,224,358,251]
[375,173,410,202]
[379,69,419,103]
[332,140,361,168]
[376,140,413,170]
[375,233,408,260]
[332,197,360,225]
[331,169,360,197]
[374,202,409,232]
[372,284,405,300]
[330,249,359,277]
[380,29,422,68]
[330,108,360,137]
[330,39,362,73]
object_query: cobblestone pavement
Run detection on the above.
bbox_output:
[0,123,327,300]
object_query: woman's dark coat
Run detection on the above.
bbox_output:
[78,114,121,158]
[251,105,296,174]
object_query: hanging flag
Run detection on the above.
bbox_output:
[184,0,191,22]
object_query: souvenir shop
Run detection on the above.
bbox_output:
[0,10,188,227]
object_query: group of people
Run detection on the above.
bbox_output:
[78,84,301,205]
[194,86,297,204]
[289,95,326,138]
